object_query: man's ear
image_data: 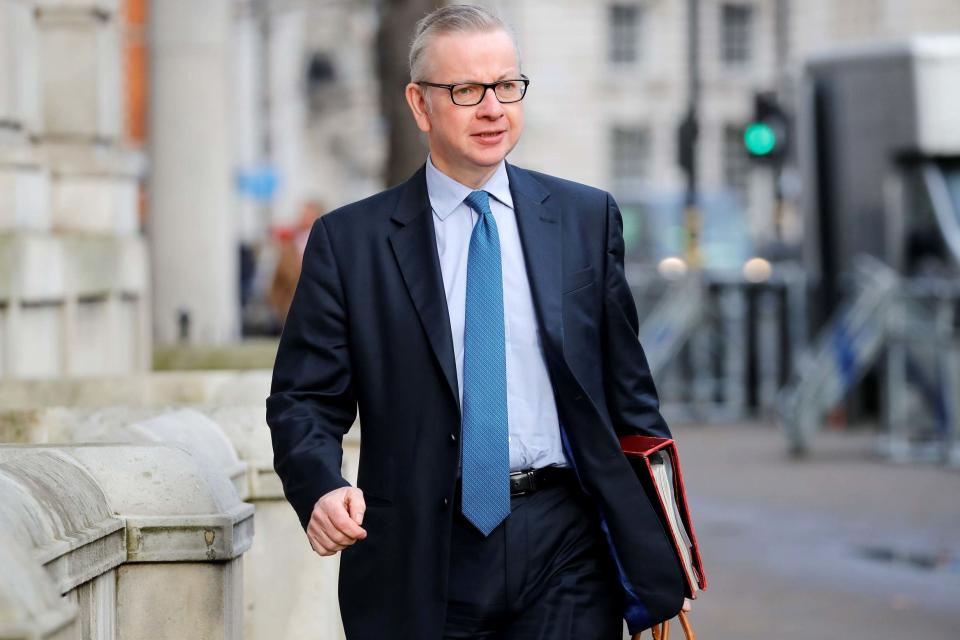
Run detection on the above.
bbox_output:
[405,83,432,133]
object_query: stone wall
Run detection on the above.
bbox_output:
[0,0,150,380]
[0,369,359,640]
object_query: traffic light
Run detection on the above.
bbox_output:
[676,110,699,177]
[744,92,789,162]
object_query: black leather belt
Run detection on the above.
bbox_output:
[509,466,574,496]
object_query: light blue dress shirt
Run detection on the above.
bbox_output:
[426,156,568,471]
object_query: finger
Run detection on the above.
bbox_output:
[325,495,366,540]
[345,489,366,526]
[309,513,345,549]
[310,523,345,554]
[315,510,354,546]
[306,528,335,556]
[308,535,336,556]
[319,494,367,540]
[329,507,367,541]
[682,598,692,612]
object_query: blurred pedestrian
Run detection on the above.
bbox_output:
[268,199,324,325]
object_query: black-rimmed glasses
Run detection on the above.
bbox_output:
[417,75,530,106]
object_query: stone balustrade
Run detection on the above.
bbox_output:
[0,443,254,639]
[0,529,78,639]
[0,369,360,640]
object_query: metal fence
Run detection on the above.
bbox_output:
[631,257,960,467]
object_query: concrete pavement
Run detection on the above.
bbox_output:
[663,422,960,640]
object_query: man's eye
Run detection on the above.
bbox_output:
[499,81,516,91]
[455,85,479,96]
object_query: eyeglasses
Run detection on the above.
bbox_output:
[417,75,530,106]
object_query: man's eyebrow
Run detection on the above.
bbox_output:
[449,72,520,84]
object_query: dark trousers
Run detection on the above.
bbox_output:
[443,475,624,639]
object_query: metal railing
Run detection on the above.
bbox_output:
[775,255,960,464]
[633,264,807,423]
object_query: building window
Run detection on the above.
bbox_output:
[721,4,753,67]
[611,126,651,189]
[608,4,643,65]
[723,124,751,198]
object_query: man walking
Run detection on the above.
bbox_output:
[267,5,687,638]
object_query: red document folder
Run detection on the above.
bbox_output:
[620,436,707,598]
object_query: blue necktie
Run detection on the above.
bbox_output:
[461,190,510,536]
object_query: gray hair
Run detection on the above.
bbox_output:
[409,4,520,82]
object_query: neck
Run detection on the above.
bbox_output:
[429,154,499,189]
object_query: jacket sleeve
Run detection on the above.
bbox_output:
[266,216,357,530]
[601,193,672,439]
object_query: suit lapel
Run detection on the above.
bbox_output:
[507,163,564,358]
[389,166,461,412]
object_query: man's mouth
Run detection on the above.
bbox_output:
[473,130,506,142]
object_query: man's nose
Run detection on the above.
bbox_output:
[475,86,504,118]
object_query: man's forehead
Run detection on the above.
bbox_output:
[427,29,520,80]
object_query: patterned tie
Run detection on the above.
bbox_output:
[460,190,510,536]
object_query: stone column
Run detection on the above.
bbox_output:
[148,0,238,345]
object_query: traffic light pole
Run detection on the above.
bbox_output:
[774,0,789,243]
[773,165,784,242]
[745,91,791,244]
[682,0,702,270]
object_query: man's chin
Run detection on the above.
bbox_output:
[467,144,513,167]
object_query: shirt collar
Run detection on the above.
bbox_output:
[425,154,514,221]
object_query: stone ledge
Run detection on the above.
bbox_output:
[43,524,124,593]
[0,406,251,500]
[0,369,273,410]
[0,233,148,302]
[0,447,125,593]
[125,504,255,563]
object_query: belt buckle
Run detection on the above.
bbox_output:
[509,469,537,496]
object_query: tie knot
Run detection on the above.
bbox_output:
[464,190,492,217]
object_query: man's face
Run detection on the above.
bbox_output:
[405,29,524,187]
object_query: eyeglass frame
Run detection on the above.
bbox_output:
[416,75,530,106]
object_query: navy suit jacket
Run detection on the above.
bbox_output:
[266,163,685,638]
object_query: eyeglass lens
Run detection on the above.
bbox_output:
[452,80,525,105]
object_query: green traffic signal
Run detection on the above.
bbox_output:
[744,122,777,156]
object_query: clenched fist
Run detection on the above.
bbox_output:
[306,486,367,556]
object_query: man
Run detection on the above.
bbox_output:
[267,5,687,639]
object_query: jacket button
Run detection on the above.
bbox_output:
[574,394,584,401]
[441,497,450,509]
[449,433,457,443]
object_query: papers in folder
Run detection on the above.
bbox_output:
[620,436,707,597]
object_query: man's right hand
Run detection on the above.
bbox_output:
[306,486,367,556]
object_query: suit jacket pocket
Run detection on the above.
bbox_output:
[339,502,398,616]
[361,491,393,507]
[563,265,595,294]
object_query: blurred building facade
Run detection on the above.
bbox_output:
[238,0,384,228]
[0,0,150,379]
[483,0,960,256]
[285,0,960,269]
[3,0,959,376]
